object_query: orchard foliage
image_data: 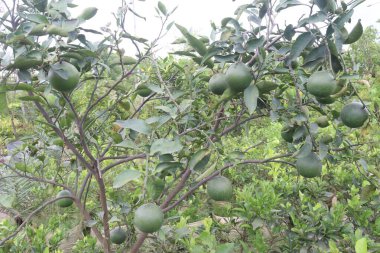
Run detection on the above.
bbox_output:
[0,0,379,252]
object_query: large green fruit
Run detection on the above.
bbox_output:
[296,152,322,178]
[307,71,337,97]
[316,96,335,105]
[134,203,164,233]
[320,134,333,144]
[207,176,233,201]
[225,63,253,92]
[48,61,80,92]
[136,84,152,97]
[56,190,73,208]
[209,73,228,95]
[316,116,329,128]
[110,227,127,244]
[340,102,369,128]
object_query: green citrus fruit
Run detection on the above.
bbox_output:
[56,190,73,208]
[316,116,329,128]
[110,227,127,244]
[136,84,152,97]
[48,61,80,92]
[225,62,253,92]
[281,126,294,143]
[316,96,335,104]
[320,134,333,144]
[340,102,369,128]
[207,176,233,201]
[134,203,164,233]
[307,71,337,97]
[296,152,322,178]
[209,73,228,95]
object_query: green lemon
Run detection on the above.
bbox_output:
[134,203,164,233]
[110,227,127,244]
[296,152,322,178]
[340,102,369,128]
[225,62,253,92]
[307,71,337,97]
[209,73,228,95]
[48,61,80,92]
[56,190,73,208]
[207,176,233,201]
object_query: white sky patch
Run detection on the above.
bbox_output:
[1,0,380,55]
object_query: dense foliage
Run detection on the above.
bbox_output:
[0,0,379,252]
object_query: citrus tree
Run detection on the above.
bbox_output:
[0,0,378,252]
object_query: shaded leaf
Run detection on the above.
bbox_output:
[113,170,141,188]
[189,149,210,171]
[246,36,265,52]
[158,1,167,15]
[150,138,182,155]
[288,32,314,62]
[276,0,302,12]
[115,119,151,135]
[244,84,259,115]
[175,24,207,56]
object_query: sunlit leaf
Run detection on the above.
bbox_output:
[113,170,141,188]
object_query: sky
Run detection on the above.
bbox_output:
[68,0,380,54]
[1,0,380,53]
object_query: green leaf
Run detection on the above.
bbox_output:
[216,243,235,253]
[299,11,327,26]
[284,24,295,41]
[295,142,312,158]
[288,32,314,62]
[158,1,167,15]
[0,88,9,116]
[175,24,207,56]
[0,194,14,208]
[244,85,259,115]
[333,9,354,28]
[155,161,183,173]
[113,170,141,188]
[18,95,45,104]
[201,47,223,65]
[246,36,265,52]
[150,138,183,155]
[355,238,367,253]
[20,13,49,24]
[221,17,241,30]
[303,45,327,64]
[115,119,151,135]
[122,32,148,43]
[189,149,210,171]
[275,0,302,12]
